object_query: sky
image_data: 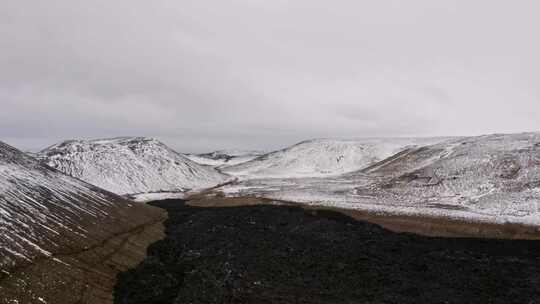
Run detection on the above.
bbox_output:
[2,0,540,153]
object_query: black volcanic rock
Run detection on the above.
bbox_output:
[115,200,540,304]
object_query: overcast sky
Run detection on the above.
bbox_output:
[2,0,540,153]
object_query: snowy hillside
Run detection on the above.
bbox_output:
[218,133,540,225]
[38,137,229,196]
[358,132,540,222]
[223,138,448,178]
[185,150,264,167]
[0,141,161,269]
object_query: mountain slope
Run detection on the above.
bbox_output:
[0,141,166,303]
[185,150,264,167]
[223,138,448,178]
[217,133,540,225]
[38,137,228,196]
[356,132,540,221]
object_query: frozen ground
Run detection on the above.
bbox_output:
[217,133,540,226]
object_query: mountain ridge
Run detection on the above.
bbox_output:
[38,137,229,196]
[0,140,164,268]
[223,137,450,178]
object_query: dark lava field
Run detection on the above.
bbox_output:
[114,199,540,304]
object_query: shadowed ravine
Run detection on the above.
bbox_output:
[114,199,540,304]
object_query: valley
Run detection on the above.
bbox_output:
[2,132,540,303]
[5,1,540,302]
[114,198,540,304]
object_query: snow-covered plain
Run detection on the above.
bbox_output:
[217,133,540,225]
[0,141,155,269]
[222,138,448,178]
[39,137,229,196]
[129,191,187,203]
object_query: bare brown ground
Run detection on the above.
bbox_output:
[187,195,540,240]
[0,205,167,304]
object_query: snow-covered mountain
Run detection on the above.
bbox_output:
[357,132,540,221]
[185,150,264,167]
[222,138,448,178]
[0,141,162,269]
[38,137,229,196]
[218,133,540,225]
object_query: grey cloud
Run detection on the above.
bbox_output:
[2,0,540,152]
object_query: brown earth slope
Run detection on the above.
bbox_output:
[0,141,167,304]
[0,207,166,304]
